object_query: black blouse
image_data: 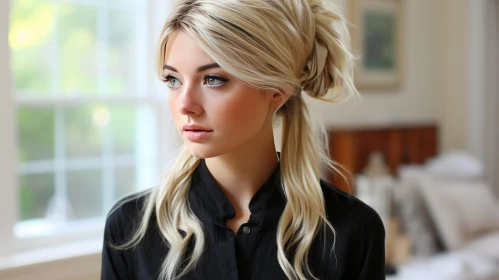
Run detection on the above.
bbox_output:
[101,158,385,280]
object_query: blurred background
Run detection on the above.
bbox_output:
[0,0,498,279]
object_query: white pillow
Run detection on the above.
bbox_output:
[399,163,481,183]
[417,179,467,250]
[425,151,484,178]
[399,165,435,182]
[417,179,499,251]
[447,182,499,238]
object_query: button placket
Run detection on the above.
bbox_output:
[219,228,239,280]
[233,220,259,278]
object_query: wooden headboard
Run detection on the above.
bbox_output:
[326,124,439,194]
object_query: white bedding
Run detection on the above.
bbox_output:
[388,155,499,279]
[388,230,499,280]
[390,252,499,280]
[461,231,499,259]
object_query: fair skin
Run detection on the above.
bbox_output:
[163,31,290,234]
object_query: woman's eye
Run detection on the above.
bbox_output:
[161,75,181,89]
[161,74,228,89]
[204,75,228,87]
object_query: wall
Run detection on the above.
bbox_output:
[439,0,469,153]
[0,253,100,280]
[467,0,487,161]
[304,0,469,155]
[483,0,499,194]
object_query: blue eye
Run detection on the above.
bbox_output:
[161,75,181,89]
[160,74,229,90]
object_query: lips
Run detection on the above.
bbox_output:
[181,124,214,142]
[182,124,213,132]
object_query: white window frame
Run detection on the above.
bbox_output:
[0,0,178,274]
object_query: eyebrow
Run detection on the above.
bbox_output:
[163,63,220,73]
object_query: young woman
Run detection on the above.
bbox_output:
[101,0,385,279]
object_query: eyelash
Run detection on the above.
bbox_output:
[160,74,229,89]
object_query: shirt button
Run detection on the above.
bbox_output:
[242,226,251,234]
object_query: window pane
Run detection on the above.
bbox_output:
[110,106,137,155]
[109,0,137,9]
[9,2,148,96]
[18,173,55,221]
[58,4,98,96]
[65,105,104,158]
[17,107,54,162]
[107,10,137,95]
[11,1,159,232]
[9,0,55,94]
[114,166,137,201]
[66,169,102,219]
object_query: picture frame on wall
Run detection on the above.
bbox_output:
[348,0,405,91]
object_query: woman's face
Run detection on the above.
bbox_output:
[163,31,283,159]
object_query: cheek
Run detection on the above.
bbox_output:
[168,95,181,124]
[213,91,268,133]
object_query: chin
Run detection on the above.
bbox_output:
[186,143,225,159]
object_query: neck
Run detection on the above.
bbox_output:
[204,125,279,215]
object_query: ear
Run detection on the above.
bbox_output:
[269,90,291,112]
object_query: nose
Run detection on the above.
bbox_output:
[177,85,203,116]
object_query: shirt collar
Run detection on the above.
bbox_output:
[188,153,285,227]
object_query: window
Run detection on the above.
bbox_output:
[4,0,173,253]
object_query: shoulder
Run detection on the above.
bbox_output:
[319,180,386,276]
[104,188,153,242]
[319,179,385,237]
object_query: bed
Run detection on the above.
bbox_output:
[326,124,499,279]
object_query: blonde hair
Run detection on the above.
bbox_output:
[110,0,359,279]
